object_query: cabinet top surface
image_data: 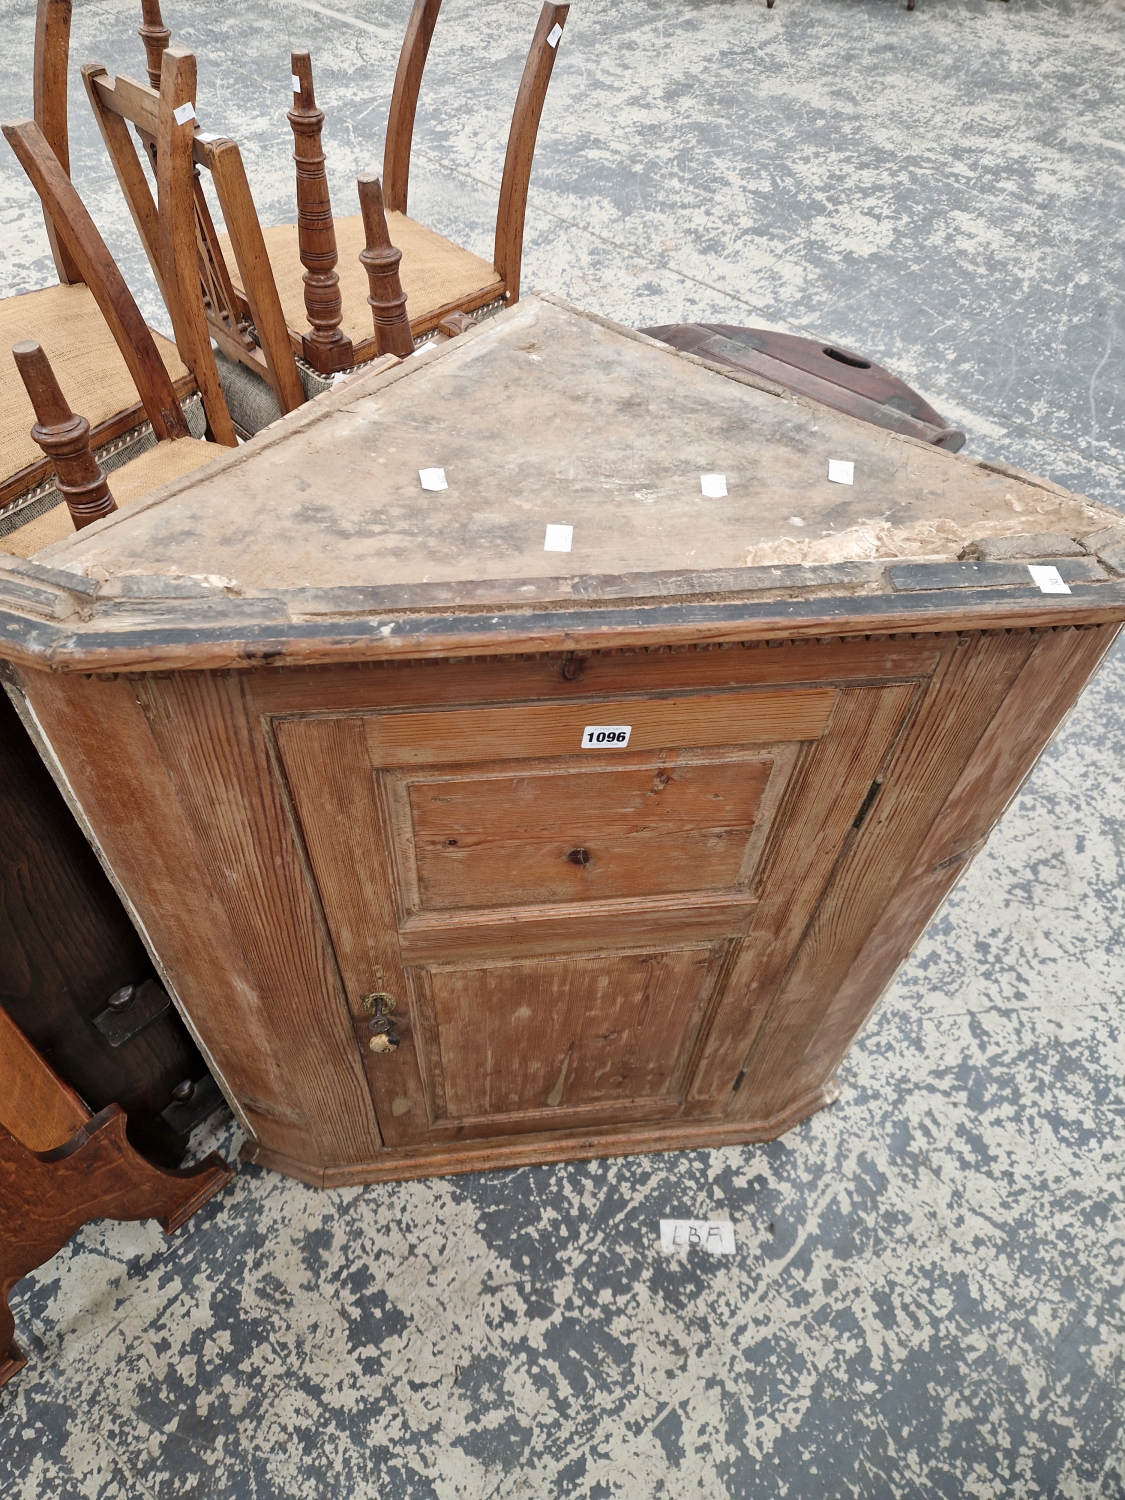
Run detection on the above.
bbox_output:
[2,296,1124,673]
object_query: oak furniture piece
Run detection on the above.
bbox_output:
[0,684,222,1167]
[0,3,213,537]
[0,295,1121,1188]
[3,335,218,557]
[644,325,966,450]
[216,0,570,371]
[0,1003,232,1388]
[83,47,307,423]
[1,116,222,556]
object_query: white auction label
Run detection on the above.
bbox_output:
[172,101,197,126]
[418,467,447,491]
[291,73,302,92]
[828,459,854,485]
[700,472,727,498]
[581,724,632,749]
[547,22,564,47]
[544,523,573,552]
[1028,564,1071,595]
[660,1220,736,1255]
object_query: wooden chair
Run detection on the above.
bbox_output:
[216,1,571,372]
[0,1,218,534]
[0,1003,232,1388]
[0,119,223,556]
[83,46,307,424]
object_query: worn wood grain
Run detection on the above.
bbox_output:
[135,671,380,1163]
[361,687,834,767]
[9,669,309,1161]
[783,623,1121,1102]
[0,1005,86,1153]
[730,630,1038,1120]
[32,0,81,283]
[0,686,203,1160]
[382,0,443,215]
[155,49,237,447]
[685,680,922,1113]
[493,3,569,301]
[1,117,190,443]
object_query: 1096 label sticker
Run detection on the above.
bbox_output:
[581,724,632,748]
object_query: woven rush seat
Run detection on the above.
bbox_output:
[221,212,502,346]
[0,437,218,559]
[0,283,191,483]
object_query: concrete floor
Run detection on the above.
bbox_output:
[2,0,1124,1495]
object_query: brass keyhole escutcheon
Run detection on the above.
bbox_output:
[362,992,400,1053]
[361,992,397,1016]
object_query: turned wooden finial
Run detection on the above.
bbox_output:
[12,341,117,529]
[138,0,171,90]
[357,174,413,359]
[287,50,353,373]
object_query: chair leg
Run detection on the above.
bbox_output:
[357,174,414,359]
[11,340,117,530]
[288,52,354,374]
[138,0,171,89]
[0,1105,233,1388]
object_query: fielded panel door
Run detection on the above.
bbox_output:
[273,681,916,1148]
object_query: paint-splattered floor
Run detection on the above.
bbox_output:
[2,1,1124,1495]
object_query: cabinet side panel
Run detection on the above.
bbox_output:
[790,622,1121,1097]
[10,669,290,1152]
[731,627,1047,1120]
[132,671,381,1167]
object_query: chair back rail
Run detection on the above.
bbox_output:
[155,48,238,447]
[382,0,443,216]
[82,61,306,416]
[494,3,569,301]
[33,0,82,283]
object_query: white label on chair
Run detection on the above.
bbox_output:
[544,524,573,552]
[700,473,727,498]
[195,131,217,143]
[172,101,197,126]
[291,73,302,93]
[418,467,447,491]
[547,22,564,47]
[1028,564,1071,594]
[581,724,632,749]
[828,459,854,485]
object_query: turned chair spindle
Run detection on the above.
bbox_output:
[137,0,171,89]
[11,340,117,528]
[357,174,414,359]
[288,51,352,371]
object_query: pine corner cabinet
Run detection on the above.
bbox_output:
[2,295,1122,1186]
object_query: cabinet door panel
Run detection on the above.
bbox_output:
[403,755,775,909]
[423,945,719,1123]
[274,677,920,1150]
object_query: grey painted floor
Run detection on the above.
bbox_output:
[2,0,1124,1495]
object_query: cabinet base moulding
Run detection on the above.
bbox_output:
[238,1078,843,1187]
